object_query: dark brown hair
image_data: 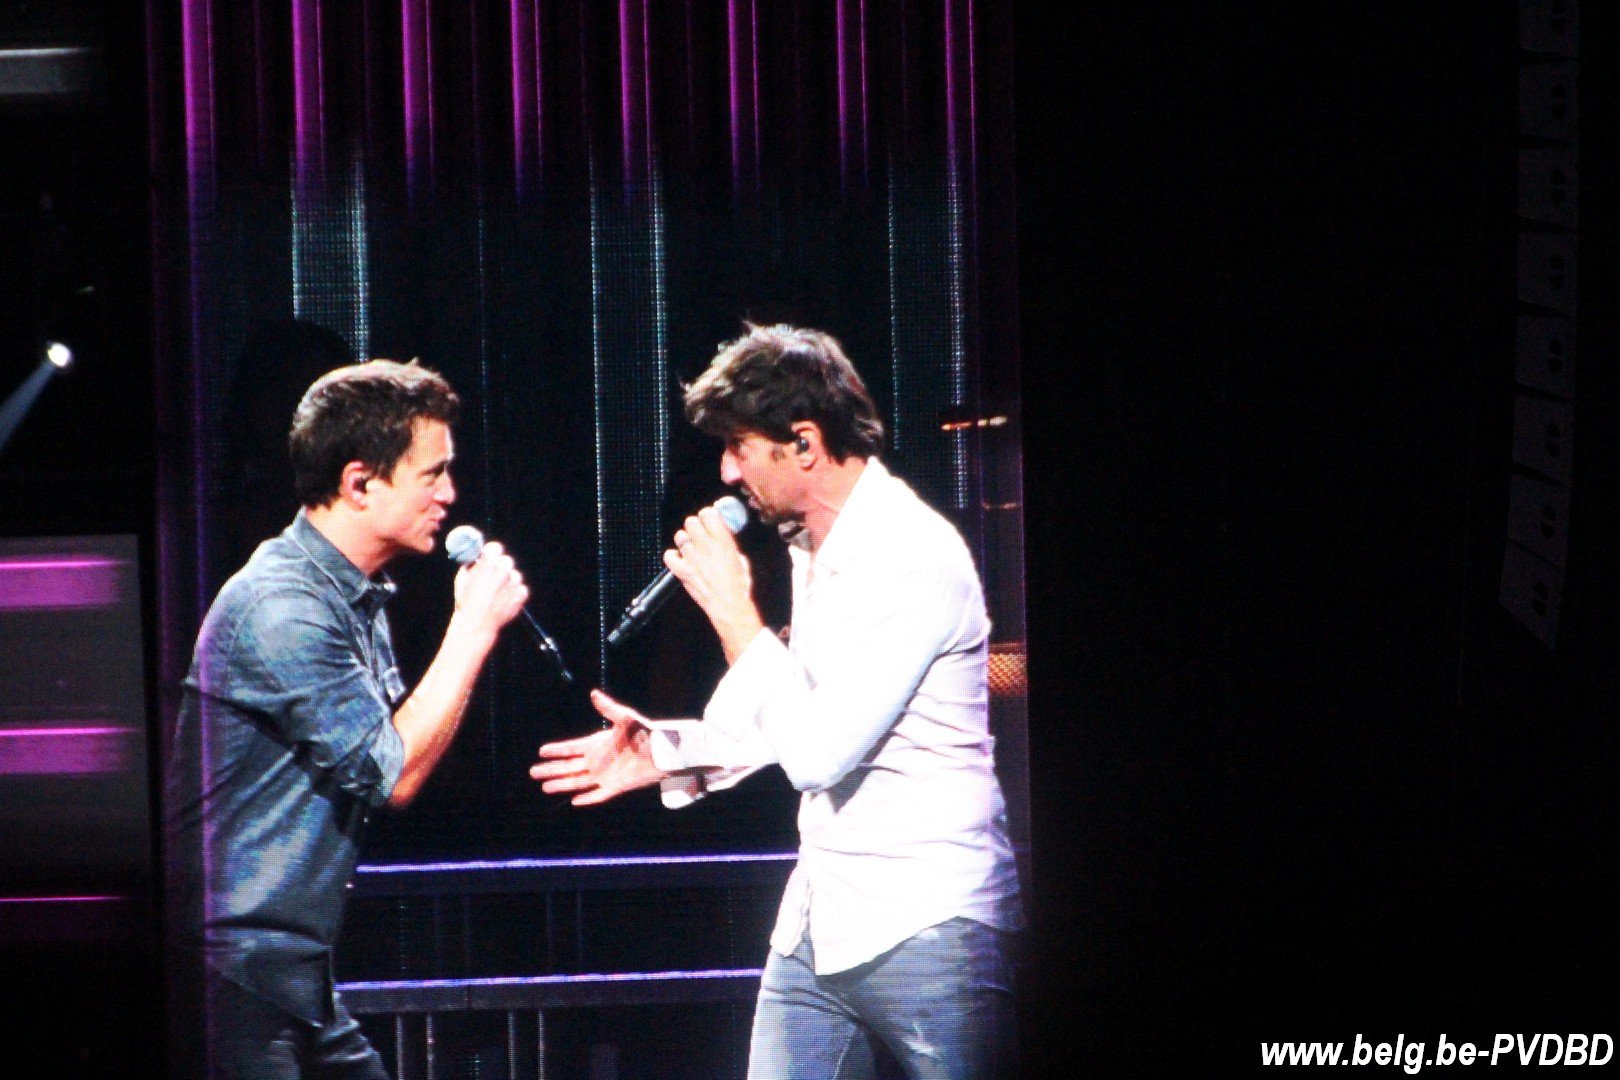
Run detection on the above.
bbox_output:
[289,359,460,507]
[683,324,884,461]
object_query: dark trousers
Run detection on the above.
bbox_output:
[170,966,389,1080]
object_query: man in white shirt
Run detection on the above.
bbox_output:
[532,324,1022,1079]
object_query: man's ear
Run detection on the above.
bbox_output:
[790,422,823,464]
[339,461,372,507]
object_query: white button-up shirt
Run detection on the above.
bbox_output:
[646,459,1023,974]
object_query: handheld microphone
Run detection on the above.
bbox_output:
[445,524,573,685]
[607,496,749,646]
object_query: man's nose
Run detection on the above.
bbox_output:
[438,474,457,504]
[719,451,740,485]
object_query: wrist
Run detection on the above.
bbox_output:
[715,613,765,665]
[445,611,501,656]
[639,725,678,779]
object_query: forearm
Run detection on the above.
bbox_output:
[757,685,905,792]
[388,613,499,807]
[713,604,767,665]
[708,624,937,792]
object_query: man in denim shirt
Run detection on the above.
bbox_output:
[166,361,528,1079]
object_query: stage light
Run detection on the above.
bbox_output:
[940,414,1010,433]
[2,344,76,455]
[45,342,74,370]
[938,403,1015,433]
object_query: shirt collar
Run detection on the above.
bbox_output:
[800,457,891,575]
[287,508,398,613]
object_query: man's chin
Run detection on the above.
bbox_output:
[756,506,803,531]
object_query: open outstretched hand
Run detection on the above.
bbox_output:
[529,689,666,805]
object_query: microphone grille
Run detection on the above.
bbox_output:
[715,496,749,534]
[444,524,485,565]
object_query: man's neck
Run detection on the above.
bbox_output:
[305,504,391,578]
[800,456,868,552]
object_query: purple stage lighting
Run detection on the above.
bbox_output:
[0,725,138,776]
[0,555,128,610]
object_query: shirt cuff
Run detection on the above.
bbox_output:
[647,725,692,772]
[646,723,768,808]
[657,772,706,808]
[366,721,407,806]
[644,725,704,808]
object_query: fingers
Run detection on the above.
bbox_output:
[481,552,520,587]
[535,735,593,758]
[463,542,514,581]
[532,691,656,807]
[529,754,618,804]
[498,574,530,617]
[663,508,743,595]
[666,528,697,577]
[665,516,732,585]
[695,506,730,539]
[684,512,715,545]
[549,775,613,806]
[529,752,597,792]
[677,510,739,548]
[529,758,570,780]
[453,541,526,600]
[535,772,593,795]
[507,575,531,615]
[455,542,529,627]
[462,548,512,588]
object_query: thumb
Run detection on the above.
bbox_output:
[590,688,638,727]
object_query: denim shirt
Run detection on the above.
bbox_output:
[164,510,407,1024]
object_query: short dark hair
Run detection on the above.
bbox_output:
[683,324,884,461]
[289,359,460,507]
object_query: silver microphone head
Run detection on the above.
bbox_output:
[715,495,749,534]
[444,524,486,566]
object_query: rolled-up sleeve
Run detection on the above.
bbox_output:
[219,588,404,806]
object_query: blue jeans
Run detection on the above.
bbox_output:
[748,918,1020,1079]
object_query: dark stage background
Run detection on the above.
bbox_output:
[1017,4,1617,1075]
[1,1,1616,1076]
[141,0,1026,867]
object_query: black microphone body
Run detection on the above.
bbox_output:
[607,570,685,647]
[445,525,573,684]
[607,496,749,646]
